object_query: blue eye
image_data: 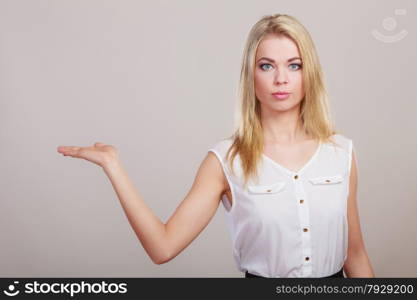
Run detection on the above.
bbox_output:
[259,63,302,71]
[289,63,302,70]
[259,63,273,71]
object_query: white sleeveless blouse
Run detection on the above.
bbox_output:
[208,134,354,278]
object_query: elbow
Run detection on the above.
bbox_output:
[152,251,172,265]
[154,258,166,265]
[153,255,170,265]
[151,228,172,265]
[153,258,164,265]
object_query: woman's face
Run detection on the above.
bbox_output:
[254,34,304,114]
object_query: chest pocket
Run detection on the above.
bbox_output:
[308,174,344,185]
[247,181,286,194]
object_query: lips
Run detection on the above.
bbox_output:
[272,91,291,95]
[272,92,291,100]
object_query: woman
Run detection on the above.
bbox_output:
[57,14,375,278]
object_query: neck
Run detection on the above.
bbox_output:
[261,106,308,145]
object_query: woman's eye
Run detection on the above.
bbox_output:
[289,63,302,70]
[259,63,273,71]
[259,63,302,71]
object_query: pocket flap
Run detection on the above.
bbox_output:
[248,181,286,194]
[308,174,344,185]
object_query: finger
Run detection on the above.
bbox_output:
[94,142,106,147]
[57,146,68,153]
[57,146,81,156]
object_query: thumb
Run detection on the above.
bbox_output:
[94,142,106,147]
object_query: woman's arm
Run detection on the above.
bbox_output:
[102,159,169,264]
[103,152,226,264]
[58,143,227,265]
[343,150,375,277]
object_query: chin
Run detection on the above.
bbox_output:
[271,101,299,111]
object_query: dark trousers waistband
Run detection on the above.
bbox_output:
[245,267,344,278]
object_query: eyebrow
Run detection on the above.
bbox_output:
[257,56,302,63]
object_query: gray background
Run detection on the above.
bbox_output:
[1,0,416,277]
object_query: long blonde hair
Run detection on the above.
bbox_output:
[224,14,338,189]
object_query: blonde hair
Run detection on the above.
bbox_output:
[224,13,338,189]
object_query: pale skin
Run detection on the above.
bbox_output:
[57,33,374,277]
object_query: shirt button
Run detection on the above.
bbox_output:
[294,174,298,179]
[303,228,308,232]
[299,199,304,204]
[305,257,310,261]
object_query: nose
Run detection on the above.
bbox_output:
[274,69,289,85]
